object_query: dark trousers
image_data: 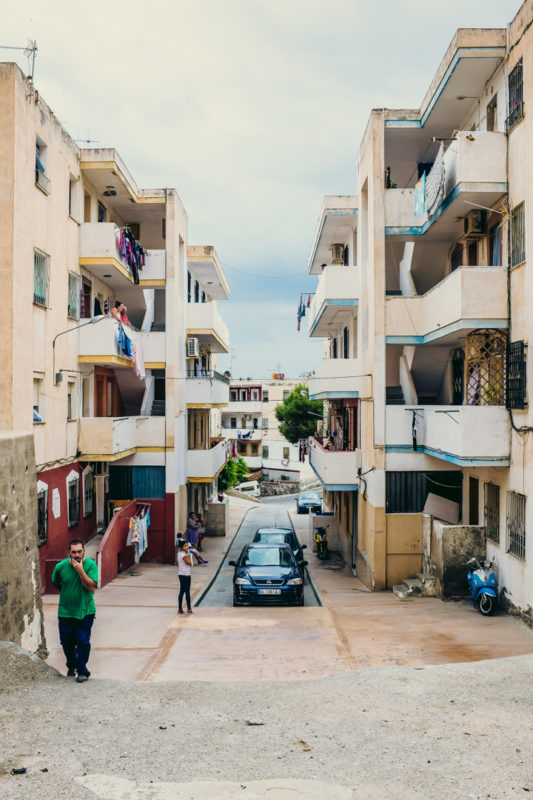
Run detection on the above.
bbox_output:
[178,575,191,610]
[58,614,95,676]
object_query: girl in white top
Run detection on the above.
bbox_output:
[177,539,193,614]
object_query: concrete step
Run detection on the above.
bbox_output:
[402,577,422,595]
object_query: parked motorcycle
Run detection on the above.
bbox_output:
[465,557,498,616]
[314,527,329,560]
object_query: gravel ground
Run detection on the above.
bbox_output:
[1,641,533,799]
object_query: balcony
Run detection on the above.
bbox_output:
[143,331,165,366]
[308,266,359,338]
[385,405,510,466]
[78,317,133,368]
[187,371,230,407]
[186,301,230,353]
[386,267,508,344]
[187,438,228,481]
[80,223,165,290]
[385,132,507,234]
[308,358,371,401]
[308,436,362,490]
[226,400,263,414]
[221,427,262,441]
[78,416,165,460]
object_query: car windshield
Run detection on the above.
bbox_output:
[300,492,318,500]
[242,547,294,567]
[256,533,286,544]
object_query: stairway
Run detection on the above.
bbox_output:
[393,573,438,600]
[386,385,405,405]
[151,399,166,416]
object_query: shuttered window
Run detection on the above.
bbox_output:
[34,249,50,307]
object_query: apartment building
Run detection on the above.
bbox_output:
[221,378,301,483]
[0,63,229,590]
[306,3,533,619]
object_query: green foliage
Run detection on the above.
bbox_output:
[274,383,323,444]
[218,455,249,492]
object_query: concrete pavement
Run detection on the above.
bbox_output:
[43,496,533,682]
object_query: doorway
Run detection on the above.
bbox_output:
[468,477,479,525]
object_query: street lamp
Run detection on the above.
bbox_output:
[52,315,105,385]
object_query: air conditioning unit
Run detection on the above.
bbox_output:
[187,337,199,358]
[330,244,345,264]
[463,210,486,239]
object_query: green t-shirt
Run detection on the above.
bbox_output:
[52,557,98,619]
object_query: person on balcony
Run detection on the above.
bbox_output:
[110,301,130,325]
[51,540,98,682]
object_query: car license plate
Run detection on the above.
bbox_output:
[259,588,281,595]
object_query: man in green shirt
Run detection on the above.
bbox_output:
[51,539,98,682]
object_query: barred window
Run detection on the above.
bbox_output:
[68,272,81,320]
[83,470,94,517]
[34,249,50,307]
[506,60,524,132]
[37,487,48,546]
[506,491,526,560]
[506,340,527,410]
[484,482,500,543]
[67,475,80,528]
[511,203,525,267]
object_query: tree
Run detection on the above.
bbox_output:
[274,383,323,444]
[218,455,249,492]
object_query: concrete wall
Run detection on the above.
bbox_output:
[425,517,485,597]
[0,432,46,655]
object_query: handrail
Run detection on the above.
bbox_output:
[186,369,230,384]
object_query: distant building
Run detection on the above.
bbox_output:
[221,378,302,483]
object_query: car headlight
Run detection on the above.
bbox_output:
[235,577,251,585]
[287,577,302,586]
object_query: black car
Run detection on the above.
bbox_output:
[229,543,306,606]
[252,527,307,568]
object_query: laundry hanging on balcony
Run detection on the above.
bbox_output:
[425,143,445,217]
[126,508,150,564]
[119,228,146,284]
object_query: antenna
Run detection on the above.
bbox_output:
[74,138,99,146]
[0,40,38,100]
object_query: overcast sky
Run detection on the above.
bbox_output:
[6,0,513,378]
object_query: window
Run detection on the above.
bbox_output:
[33,376,44,423]
[84,192,91,222]
[97,201,107,222]
[35,137,50,194]
[241,390,247,402]
[451,243,463,271]
[252,443,259,455]
[230,390,237,402]
[343,326,349,358]
[506,60,524,132]
[283,390,289,400]
[253,418,258,428]
[67,472,80,527]
[263,390,269,402]
[511,203,525,267]
[201,291,206,303]
[33,249,50,307]
[283,446,290,460]
[68,272,81,320]
[251,389,259,401]
[506,491,526,560]
[37,482,48,546]
[230,417,237,428]
[262,418,268,429]
[506,340,527,410]
[488,222,502,266]
[484,483,500,542]
[343,245,349,266]
[332,337,338,359]
[80,277,92,319]
[83,467,94,517]
[67,381,76,420]
[194,280,200,303]
[82,377,91,416]
[187,271,192,302]
[262,446,269,459]
[486,95,498,132]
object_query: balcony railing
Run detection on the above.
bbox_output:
[308,358,371,401]
[186,301,230,352]
[385,405,510,466]
[308,436,362,489]
[187,438,229,480]
[308,265,359,337]
[186,371,230,406]
[78,416,165,458]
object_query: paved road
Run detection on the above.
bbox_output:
[197,503,320,607]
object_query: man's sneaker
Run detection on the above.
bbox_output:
[66,669,76,678]
[187,609,193,614]
[178,609,184,615]
[76,673,90,683]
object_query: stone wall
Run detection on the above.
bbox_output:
[423,515,485,597]
[0,432,46,654]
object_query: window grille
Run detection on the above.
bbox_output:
[465,330,507,406]
[68,479,80,527]
[68,272,81,320]
[84,472,94,517]
[506,340,527,409]
[506,61,524,131]
[33,249,49,307]
[37,488,48,546]
[511,203,525,267]
[484,482,500,542]
[506,491,526,560]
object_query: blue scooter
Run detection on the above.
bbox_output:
[465,557,498,616]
